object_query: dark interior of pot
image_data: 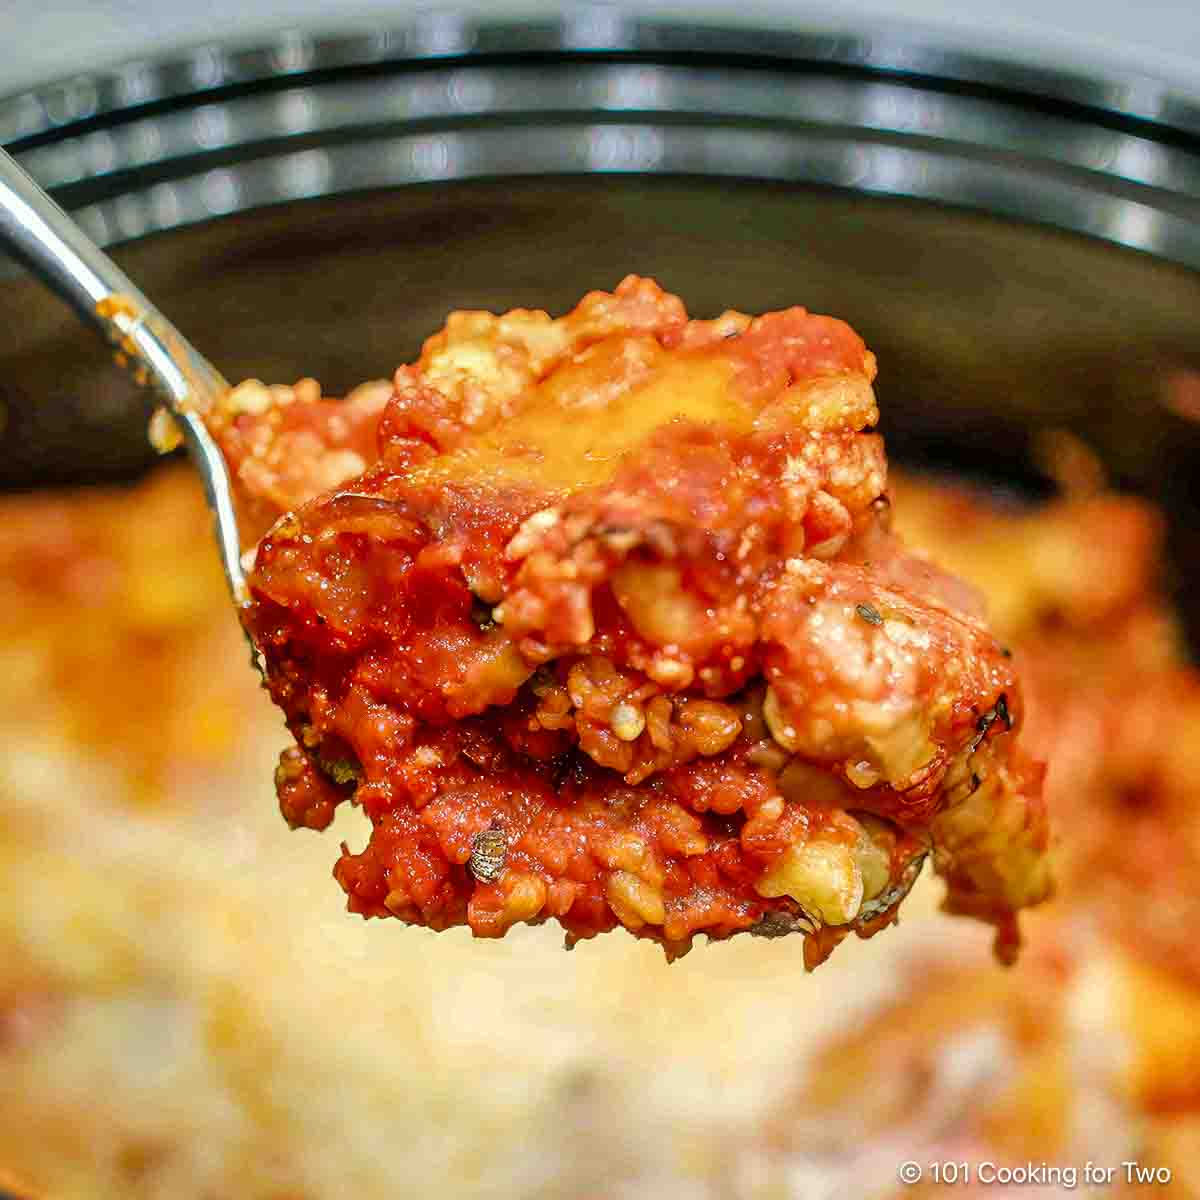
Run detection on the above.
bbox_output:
[3,175,1200,640]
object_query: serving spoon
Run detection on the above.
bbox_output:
[0,146,249,610]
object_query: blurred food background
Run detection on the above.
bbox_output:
[2,3,1200,1197]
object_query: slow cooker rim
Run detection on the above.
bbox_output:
[3,9,1200,152]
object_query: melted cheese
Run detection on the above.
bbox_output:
[409,336,745,492]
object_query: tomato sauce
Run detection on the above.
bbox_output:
[213,277,1050,962]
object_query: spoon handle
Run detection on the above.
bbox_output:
[0,146,249,607]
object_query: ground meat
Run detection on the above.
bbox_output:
[211,276,1050,963]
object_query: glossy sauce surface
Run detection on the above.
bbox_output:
[211,277,1049,962]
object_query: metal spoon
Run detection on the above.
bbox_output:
[0,146,248,610]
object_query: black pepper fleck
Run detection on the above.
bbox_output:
[970,708,996,754]
[855,602,884,626]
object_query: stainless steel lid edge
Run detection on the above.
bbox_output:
[3,10,1199,147]
[3,55,1198,274]
[37,124,1200,273]
[2,13,1199,279]
[15,63,1200,205]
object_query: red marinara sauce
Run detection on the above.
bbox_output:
[209,277,1050,964]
